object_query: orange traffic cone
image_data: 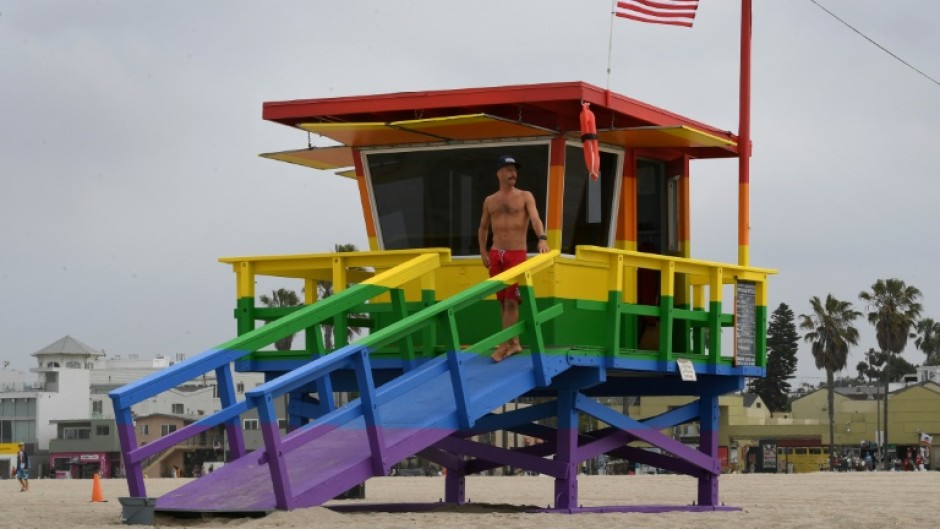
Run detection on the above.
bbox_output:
[91,473,106,502]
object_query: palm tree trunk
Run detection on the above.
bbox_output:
[827,369,836,471]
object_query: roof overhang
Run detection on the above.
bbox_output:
[260,81,740,172]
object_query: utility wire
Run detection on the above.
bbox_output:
[809,0,940,88]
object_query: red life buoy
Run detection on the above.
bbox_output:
[580,102,600,181]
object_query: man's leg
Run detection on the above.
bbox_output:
[492,298,522,362]
[502,299,522,356]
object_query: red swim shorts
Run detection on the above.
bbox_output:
[489,249,527,303]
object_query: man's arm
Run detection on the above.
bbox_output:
[478,196,492,268]
[524,191,549,254]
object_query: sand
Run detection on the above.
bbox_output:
[0,472,936,528]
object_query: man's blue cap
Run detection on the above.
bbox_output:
[496,155,521,170]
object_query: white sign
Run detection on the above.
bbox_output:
[677,358,697,382]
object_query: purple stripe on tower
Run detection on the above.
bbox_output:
[697,394,720,506]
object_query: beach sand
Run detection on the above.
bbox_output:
[1,472,936,528]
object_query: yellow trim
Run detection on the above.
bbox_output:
[614,239,637,251]
[299,114,555,148]
[580,125,737,149]
[738,245,750,268]
[710,268,724,303]
[362,253,442,289]
[660,261,676,298]
[259,146,354,171]
[368,236,379,251]
[304,279,316,304]
[546,228,562,251]
[236,261,255,299]
[488,251,559,287]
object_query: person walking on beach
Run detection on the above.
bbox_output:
[478,154,549,362]
[13,442,29,492]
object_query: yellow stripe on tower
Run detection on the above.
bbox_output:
[738,181,750,266]
[546,136,566,250]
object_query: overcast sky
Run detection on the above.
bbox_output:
[2,1,938,385]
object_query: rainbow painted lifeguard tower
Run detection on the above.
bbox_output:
[110,81,775,515]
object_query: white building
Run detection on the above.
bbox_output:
[916,365,940,384]
[1,335,267,478]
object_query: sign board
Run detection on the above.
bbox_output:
[734,280,757,366]
[676,358,697,382]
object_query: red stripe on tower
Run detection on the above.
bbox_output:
[615,0,699,28]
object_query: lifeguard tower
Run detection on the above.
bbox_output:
[110,81,775,515]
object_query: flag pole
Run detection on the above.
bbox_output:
[606,0,618,91]
[737,0,752,267]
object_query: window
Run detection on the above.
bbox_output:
[560,144,620,254]
[161,424,178,436]
[636,158,666,252]
[46,362,59,368]
[365,143,550,256]
[139,424,149,436]
[96,425,110,436]
[92,401,103,414]
[243,419,259,431]
[236,382,245,394]
[171,403,184,414]
[53,458,70,471]
[278,419,289,430]
[63,427,91,440]
[65,361,81,369]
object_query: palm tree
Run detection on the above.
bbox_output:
[915,318,940,366]
[317,243,362,349]
[799,294,861,471]
[259,288,301,350]
[858,278,922,468]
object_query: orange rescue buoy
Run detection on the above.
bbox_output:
[580,102,600,181]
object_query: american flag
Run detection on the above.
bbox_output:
[615,0,700,28]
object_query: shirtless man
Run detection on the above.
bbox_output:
[478,155,549,362]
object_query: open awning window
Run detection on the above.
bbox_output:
[297,114,556,148]
[571,125,736,149]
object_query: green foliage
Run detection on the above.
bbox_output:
[799,294,861,470]
[800,295,861,375]
[748,303,798,412]
[259,288,302,351]
[858,278,922,356]
[915,318,940,366]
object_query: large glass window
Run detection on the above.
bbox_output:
[366,143,550,256]
[637,158,668,253]
[561,145,621,254]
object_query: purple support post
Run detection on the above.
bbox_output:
[554,390,579,511]
[215,364,246,460]
[697,393,720,506]
[257,393,294,510]
[115,407,146,497]
[444,462,466,504]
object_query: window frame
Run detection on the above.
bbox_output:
[361,140,553,257]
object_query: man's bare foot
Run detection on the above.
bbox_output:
[502,342,523,360]
[491,343,510,362]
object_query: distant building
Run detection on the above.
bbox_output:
[2,335,272,478]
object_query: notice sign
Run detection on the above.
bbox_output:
[735,280,757,367]
[676,358,697,381]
